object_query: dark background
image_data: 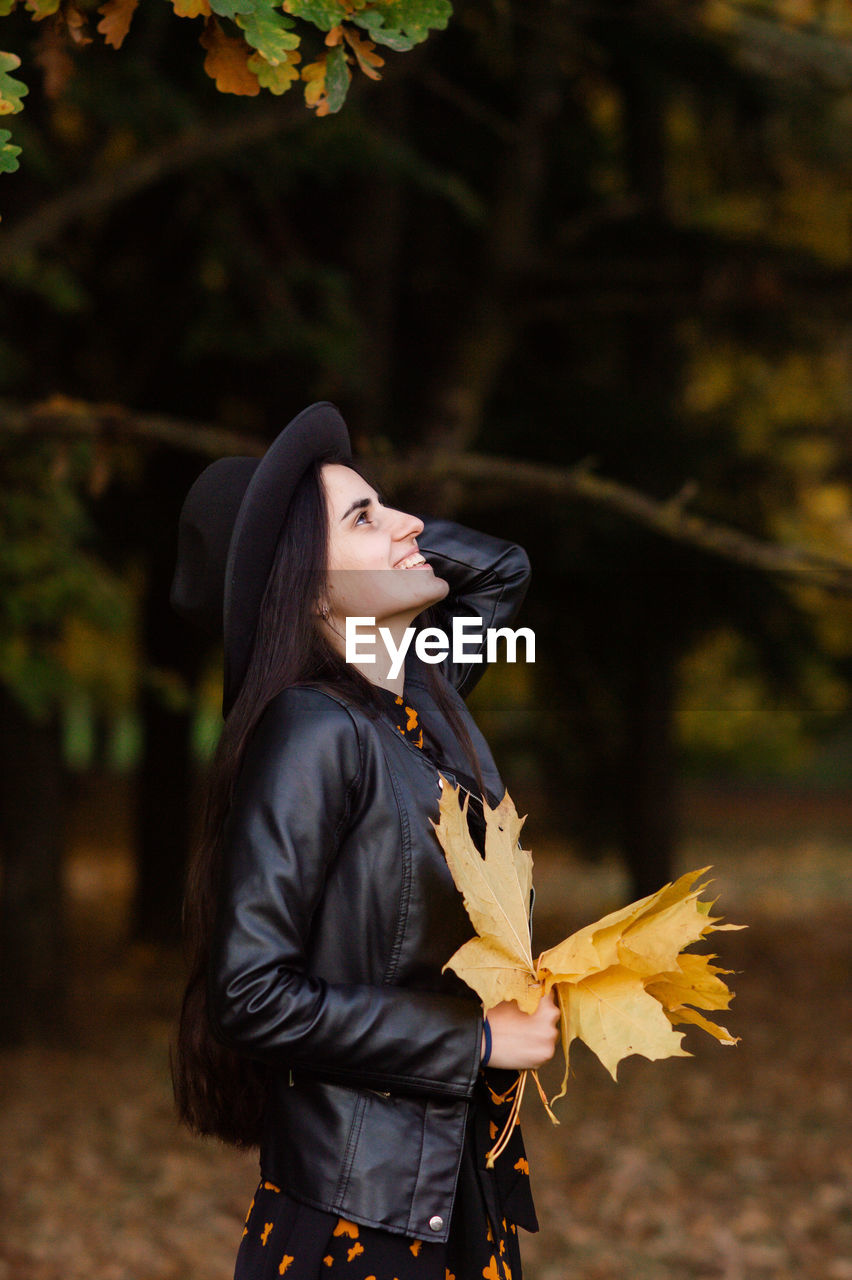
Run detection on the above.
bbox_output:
[1,3,850,1276]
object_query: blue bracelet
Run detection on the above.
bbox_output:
[481,1016,492,1067]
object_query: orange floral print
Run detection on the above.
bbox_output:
[391,696,424,749]
[487,1079,519,1106]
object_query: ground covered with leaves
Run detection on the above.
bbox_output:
[1,784,850,1280]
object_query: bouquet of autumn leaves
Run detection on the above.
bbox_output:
[431,778,743,1166]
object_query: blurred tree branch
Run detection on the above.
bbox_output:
[2,394,851,593]
[0,105,307,272]
[411,5,563,524]
[0,395,265,458]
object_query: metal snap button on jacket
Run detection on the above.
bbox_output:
[429,1215,444,1232]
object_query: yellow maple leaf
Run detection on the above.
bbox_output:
[432,783,538,1011]
[431,775,743,1145]
[560,966,690,1082]
[646,951,739,1045]
[442,934,539,1014]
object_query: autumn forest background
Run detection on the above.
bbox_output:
[1,2,851,1278]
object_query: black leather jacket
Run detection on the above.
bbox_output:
[208,517,532,1243]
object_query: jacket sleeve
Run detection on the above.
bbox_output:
[207,687,484,1100]
[415,516,532,698]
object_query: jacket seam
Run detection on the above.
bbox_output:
[263,1184,437,1240]
[336,703,364,839]
[333,1091,367,1205]
[294,1063,475,1097]
[438,1093,472,1239]
[405,1099,429,1236]
[290,685,365,799]
[377,746,411,984]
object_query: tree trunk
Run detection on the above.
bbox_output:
[413,5,562,516]
[0,686,67,1045]
[618,626,679,899]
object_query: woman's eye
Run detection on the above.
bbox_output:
[355,510,371,526]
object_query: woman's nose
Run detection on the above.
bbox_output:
[392,507,424,541]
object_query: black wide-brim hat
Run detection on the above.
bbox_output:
[170,401,351,716]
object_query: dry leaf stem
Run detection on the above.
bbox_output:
[485,1070,527,1168]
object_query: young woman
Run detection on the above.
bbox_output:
[170,402,559,1280]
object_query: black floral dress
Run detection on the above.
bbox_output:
[233,688,538,1280]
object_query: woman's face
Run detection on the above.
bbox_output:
[321,463,450,626]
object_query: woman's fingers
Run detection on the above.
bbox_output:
[485,990,561,1071]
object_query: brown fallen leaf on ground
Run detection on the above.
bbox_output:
[431,777,744,1164]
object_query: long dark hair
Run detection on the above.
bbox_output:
[172,454,486,1148]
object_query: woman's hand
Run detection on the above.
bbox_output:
[483,989,561,1071]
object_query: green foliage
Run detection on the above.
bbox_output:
[0,48,25,177]
[324,40,348,110]
[0,125,19,170]
[0,0,456,169]
[352,0,452,50]
[209,0,260,17]
[235,7,299,63]
[677,627,849,777]
[284,0,352,30]
[0,438,129,720]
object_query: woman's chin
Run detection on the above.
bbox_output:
[381,568,449,614]
[413,572,450,612]
[423,569,450,602]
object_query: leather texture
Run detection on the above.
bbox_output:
[208,517,532,1242]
